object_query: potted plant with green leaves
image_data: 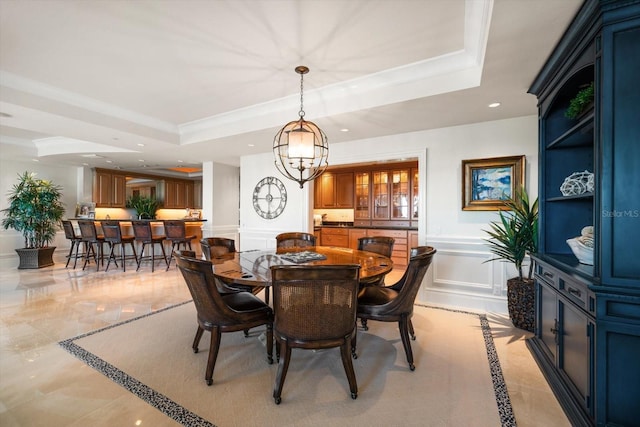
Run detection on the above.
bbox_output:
[483,186,538,332]
[565,82,594,119]
[2,171,65,269]
[126,194,160,219]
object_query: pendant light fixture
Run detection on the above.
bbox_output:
[273,66,329,189]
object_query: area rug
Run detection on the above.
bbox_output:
[59,302,515,427]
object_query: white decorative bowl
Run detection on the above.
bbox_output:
[566,238,594,265]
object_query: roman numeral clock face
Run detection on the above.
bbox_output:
[252,176,287,219]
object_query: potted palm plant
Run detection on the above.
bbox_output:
[2,171,65,269]
[126,194,160,219]
[483,186,538,332]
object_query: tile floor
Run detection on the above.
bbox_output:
[0,252,570,426]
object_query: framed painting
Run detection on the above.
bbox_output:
[461,155,525,211]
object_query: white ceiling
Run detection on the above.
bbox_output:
[0,0,583,176]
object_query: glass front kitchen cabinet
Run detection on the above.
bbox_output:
[354,172,370,225]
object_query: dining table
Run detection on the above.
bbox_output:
[210,246,393,288]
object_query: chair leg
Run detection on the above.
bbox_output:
[125,242,137,273]
[82,243,95,271]
[136,243,146,271]
[72,241,82,269]
[273,340,292,404]
[65,241,75,268]
[399,316,415,371]
[361,318,368,330]
[266,323,274,364]
[166,242,175,271]
[150,242,155,273]
[205,327,221,386]
[351,322,358,359]
[105,243,118,272]
[408,319,416,340]
[192,326,204,353]
[264,287,270,305]
[340,339,358,399]
[159,242,169,270]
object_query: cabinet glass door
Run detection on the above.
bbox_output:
[372,171,389,219]
[355,172,370,219]
[391,169,409,220]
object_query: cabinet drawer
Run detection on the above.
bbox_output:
[322,234,348,247]
[558,277,591,311]
[322,228,349,236]
[367,229,407,239]
[535,262,559,289]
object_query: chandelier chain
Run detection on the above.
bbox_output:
[299,72,305,118]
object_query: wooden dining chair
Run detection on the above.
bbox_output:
[175,250,273,386]
[357,236,395,287]
[200,237,268,301]
[354,246,436,371]
[275,232,316,249]
[270,264,361,404]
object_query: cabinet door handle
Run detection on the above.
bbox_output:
[550,319,559,344]
[568,287,582,298]
[543,271,554,279]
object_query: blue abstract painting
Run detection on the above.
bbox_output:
[471,167,511,201]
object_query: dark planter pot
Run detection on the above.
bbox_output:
[15,247,56,269]
[507,277,535,332]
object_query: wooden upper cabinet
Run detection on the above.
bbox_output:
[164,179,197,209]
[315,172,354,208]
[93,169,126,208]
[335,172,354,207]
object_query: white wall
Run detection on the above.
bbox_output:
[239,115,539,314]
[201,162,240,242]
[239,155,313,251]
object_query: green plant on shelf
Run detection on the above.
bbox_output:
[565,82,594,119]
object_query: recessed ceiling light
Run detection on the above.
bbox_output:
[137,143,145,147]
[106,160,113,163]
[82,163,89,166]
[32,158,39,162]
[488,102,501,108]
[340,128,349,132]
[248,144,255,147]
[177,159,184,163]
[138,159,145,162]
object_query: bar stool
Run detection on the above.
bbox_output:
[62,220,84,268]
[102,221,137,272]
[164,220,196,270]
[77,220,106,271]
[132,221,168,272]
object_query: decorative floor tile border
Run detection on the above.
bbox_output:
[60,301,516,427]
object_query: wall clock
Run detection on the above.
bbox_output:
[252,176,287,219]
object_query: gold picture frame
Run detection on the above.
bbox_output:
[462,155,525,211]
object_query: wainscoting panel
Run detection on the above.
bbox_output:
[416,236,520,314]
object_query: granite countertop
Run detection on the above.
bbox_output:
[319,222,416,230]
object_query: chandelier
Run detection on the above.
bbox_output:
[273,66,329,189]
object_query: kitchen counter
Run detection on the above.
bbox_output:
[70,218,207,222]
[318,223,416,230]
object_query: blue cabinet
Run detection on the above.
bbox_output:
[529,1,640,425]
